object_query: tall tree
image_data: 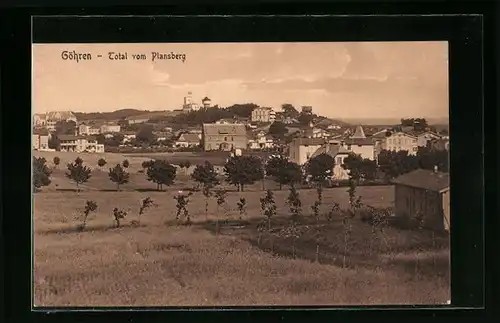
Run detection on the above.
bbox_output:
[191,161,220,189]
[53,156,60,169]
[48,135,60,150]
[224,155,264,192]
[108,164,130,190]
[33,157,52,192]
[377,149,419,179]
[305,153,335,185]
[136,124,155,144]
[297,112,314,126]
[281,103,299,118]
[416,146,449,172]
[342,154,378,183]
[97,158,107,170]
[66,157,92,191]
[146,159,177,191]
[192,161,220,218]
[268,121,288,141]
[265,156,302,189]
[55,120,77,135]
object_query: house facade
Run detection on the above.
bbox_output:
[288,137,326,165]
[32,134,50,150]
[392,168,450,231]
[78,124,100,135]
[126,116,149,125]
[33,114,47,127]
[175,133,201,148]
[339,125,376,160]
[44,111,78,131]
[251,107,276,123]
[429,138,450,151]
[417,131,442,147]
[32,129,51,150]
[58,135,105,153]
[202,123,247,151]
[248,132,275,150]
[382,131,418,155]
[309,143,351,180]
[100,124,121,134]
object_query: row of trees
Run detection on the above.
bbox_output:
[33,143,448,193]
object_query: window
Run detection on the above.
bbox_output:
[231,136,234,141]
[336,157,343,165]
[224,137,227,141]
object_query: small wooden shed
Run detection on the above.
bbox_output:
[391,168,450,231]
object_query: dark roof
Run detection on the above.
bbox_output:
[58,135,81,141]
[58,135,96,141]
[391,169,450,192]
[203,123,247,136]
[177,133,200,142]
[343,138,374,146]
[33,129,50,136]
[291,137,326,146]
[310,143,350,159]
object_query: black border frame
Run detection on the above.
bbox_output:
[2,3,497,322]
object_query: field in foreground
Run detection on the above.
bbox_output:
[34,188,450,307]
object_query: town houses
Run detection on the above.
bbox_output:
[33,98,448,169]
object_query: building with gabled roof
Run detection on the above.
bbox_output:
[175,133,201,148]
[391,168,450,231]
[310,142,352,180]
[288,137,327,165]
[202,123,247,151]
[350,125,366,139]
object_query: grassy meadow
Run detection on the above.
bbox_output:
[33,151,450,307]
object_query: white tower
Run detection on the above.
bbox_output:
[184,91,192,105]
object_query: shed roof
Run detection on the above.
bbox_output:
[391,169,450,192]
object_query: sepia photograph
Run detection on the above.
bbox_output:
[32,41,451,307]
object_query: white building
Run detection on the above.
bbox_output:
[339,125,376,160]
[382,131,419,155]
[182,91,201,112]
[32,130,50,150]
[41,111,78,131]
[78,124,100,135]
[175,133,201,148]
[248,132,274,150]
[58,135,104,153]
[33,114,47,127]
[202,97,212,109]
[309,143,352,180]
[288,137,326,165]
[100,123,121,134]
[251,107,276,123]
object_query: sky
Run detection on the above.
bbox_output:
[32,42,449,120]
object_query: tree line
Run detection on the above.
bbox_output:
[33,143,448,194]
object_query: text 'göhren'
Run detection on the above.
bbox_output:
[61,51,187,63]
